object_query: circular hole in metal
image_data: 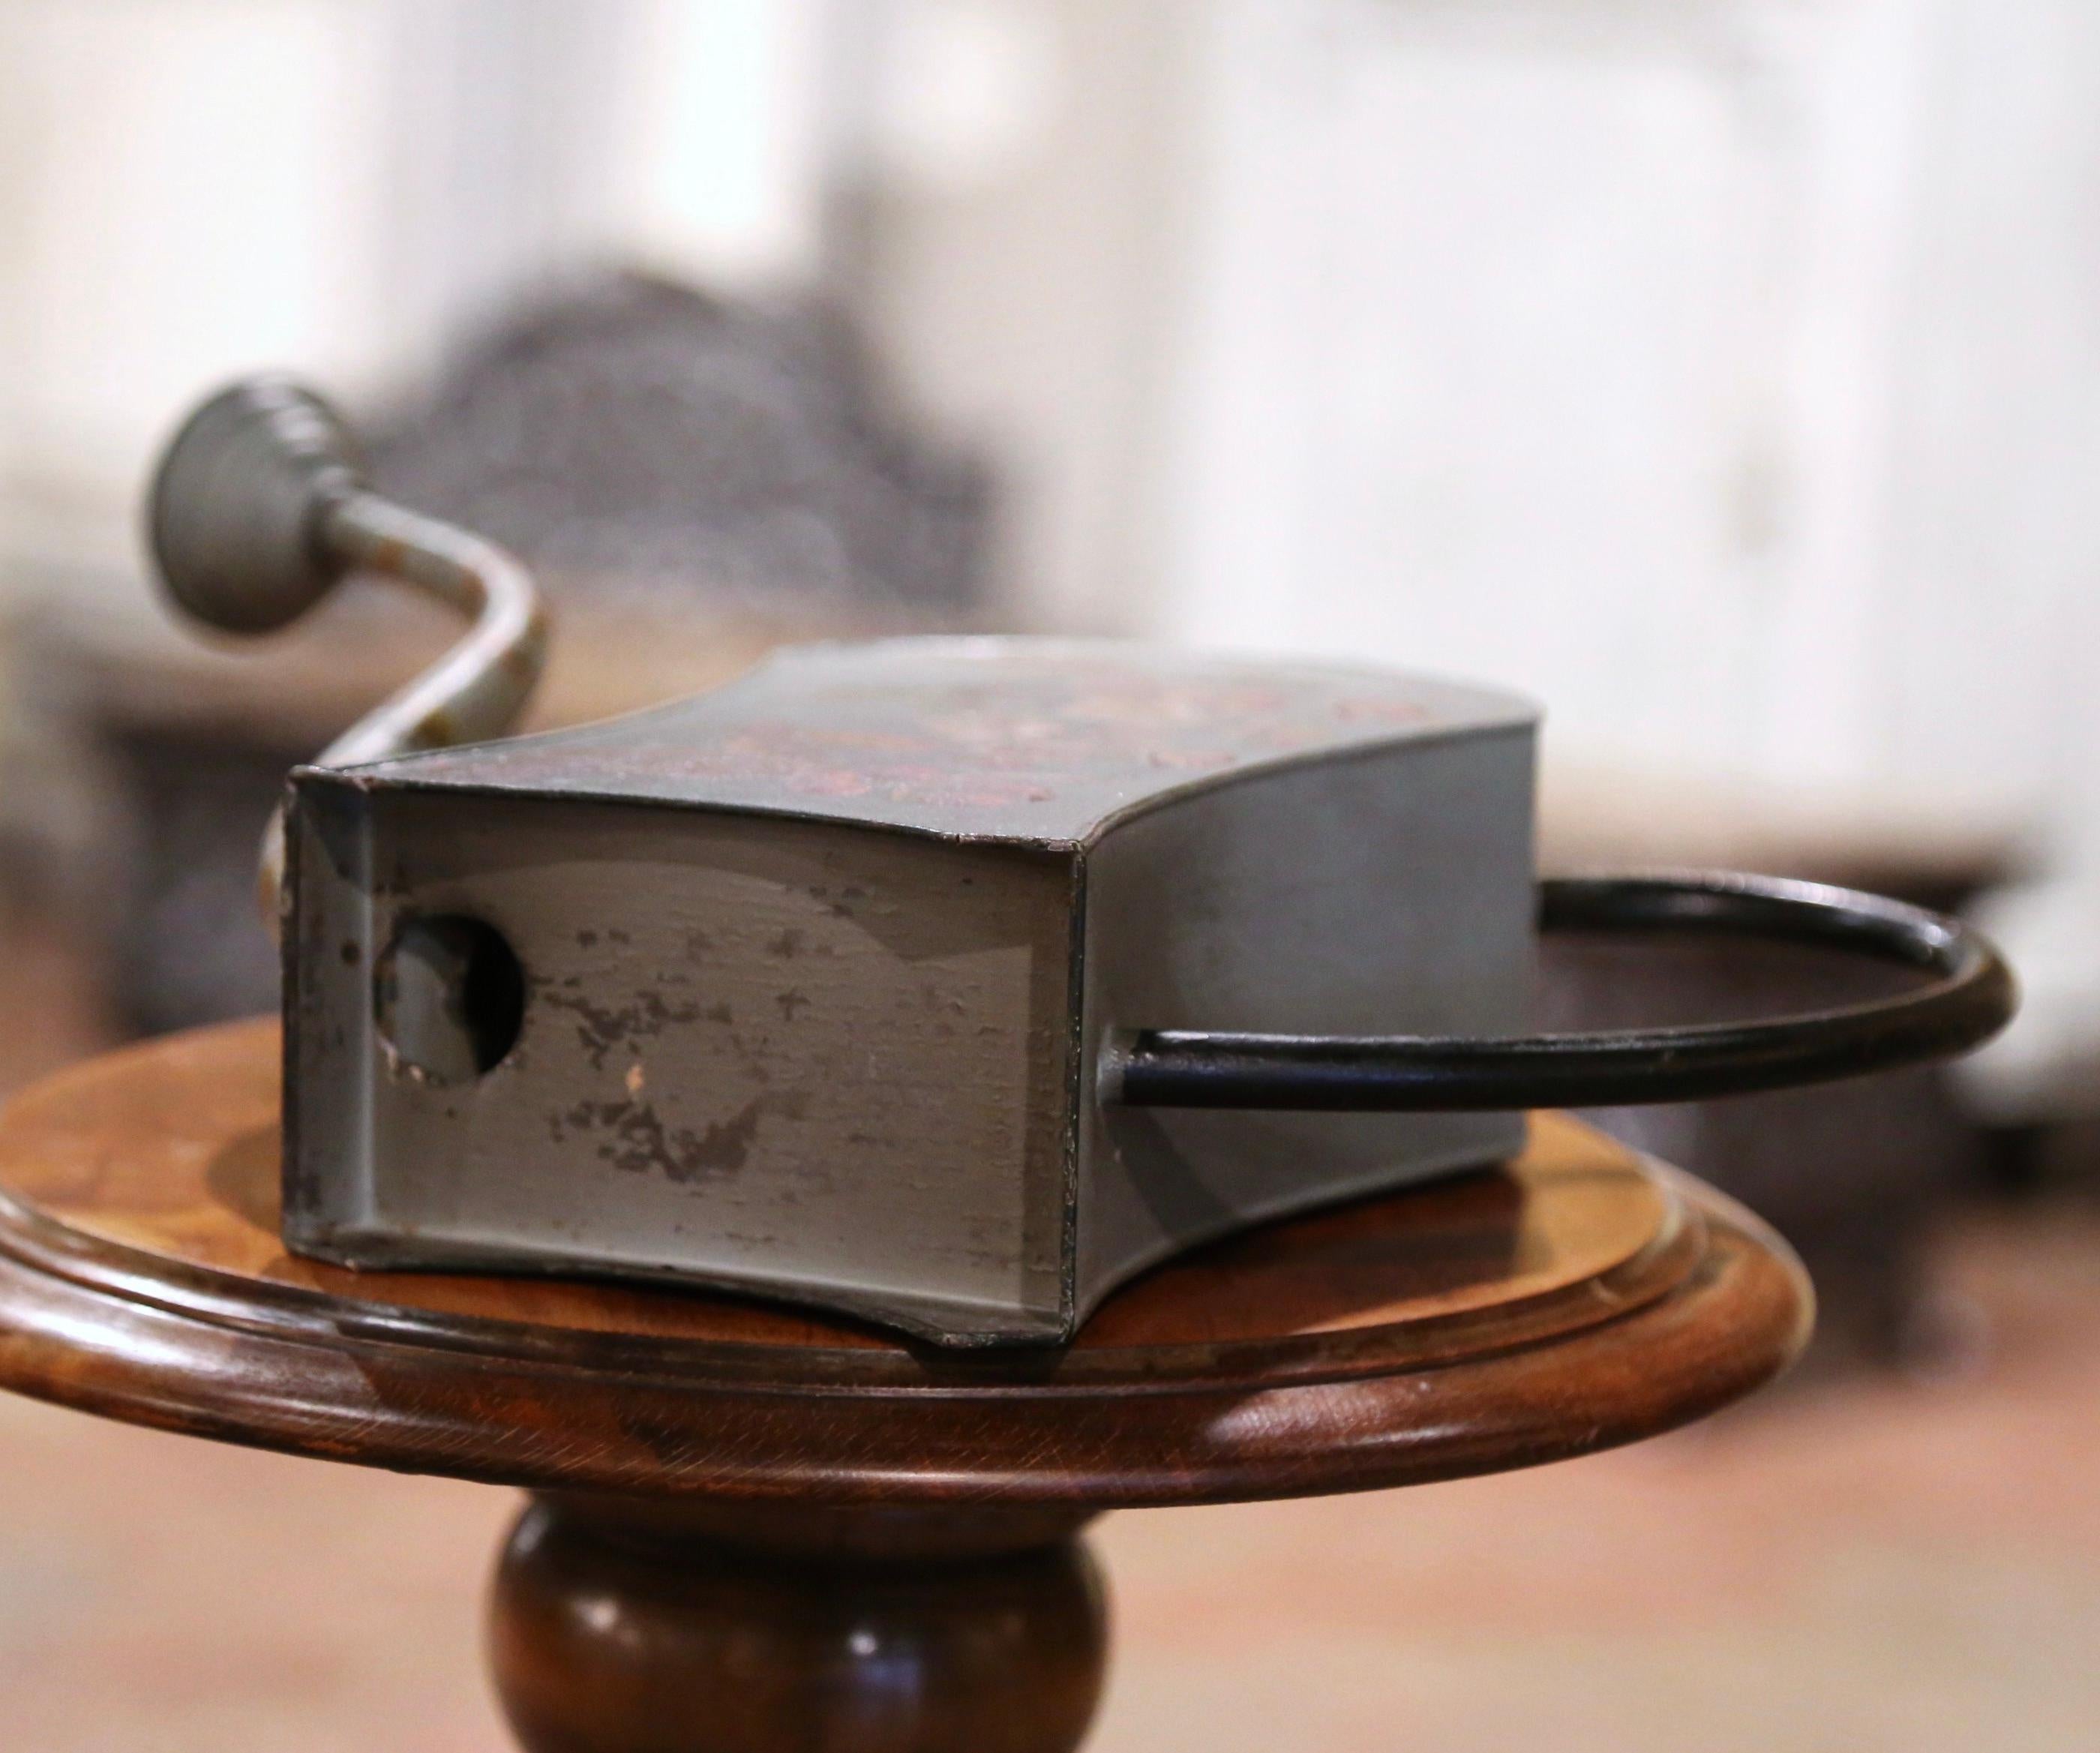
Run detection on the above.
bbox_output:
[374,914,525,1084]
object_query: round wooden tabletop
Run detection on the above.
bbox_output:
[0,1019,1810,1511]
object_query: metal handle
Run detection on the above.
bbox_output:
[1105,871,2016,1112]
[146,377,548,926]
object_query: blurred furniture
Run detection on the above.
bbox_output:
[16,274,988,1035]
[0,1019,1806,1753]
[22,587,798,1033]
[365,275,986,624]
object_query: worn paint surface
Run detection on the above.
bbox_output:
[342,637,1534,844]
[284,638,1538,1344]
[288,794,1076,1342]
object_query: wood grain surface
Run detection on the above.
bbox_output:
[0,1019,1810,1506]
[0,1020,1815,1753]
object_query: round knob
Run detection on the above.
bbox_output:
[145,375,366,634]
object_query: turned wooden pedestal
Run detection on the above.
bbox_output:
[0,1022,1811,1751]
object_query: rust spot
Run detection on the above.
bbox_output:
[540,986,704,1071]
[560,1091,804,1184]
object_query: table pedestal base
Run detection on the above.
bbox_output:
[0,1024,1814,1753]
[489,1497,1109,1753]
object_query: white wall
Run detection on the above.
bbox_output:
[1148,0,2093,818]
[833,0,1204,638]
[0,0,398,573]
[0,0,825,588]
[10,0,2088,806]
[850,0,2100,834]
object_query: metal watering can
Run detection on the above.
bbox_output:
[145,378,2014,1346]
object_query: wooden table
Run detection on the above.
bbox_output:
[0,1021,1810,1752]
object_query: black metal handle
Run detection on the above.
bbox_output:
[1105,871,2016,1112]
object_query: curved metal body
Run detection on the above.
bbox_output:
[139,377,2014,1352]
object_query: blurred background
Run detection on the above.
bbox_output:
[0,2,2095,1748]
